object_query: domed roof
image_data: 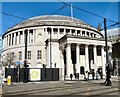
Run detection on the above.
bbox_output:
[5,15,100,34]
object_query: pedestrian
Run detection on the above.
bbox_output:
[70,73,73,80]
[96,71,98,80]
[99,69,103,79]
[74,73,76,79]
[92,70,95,80]
[85,71,89,81]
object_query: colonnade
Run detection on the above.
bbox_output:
[61,43,108,79]
[3,29,36,48]
[3,27,100,48]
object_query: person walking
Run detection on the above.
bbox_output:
[99,69,103,79]
[85,71,89,81]
[96,71,98,80]
[92,70,95,80]
[70,73,73,80]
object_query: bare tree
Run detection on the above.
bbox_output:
[2,52,16,68]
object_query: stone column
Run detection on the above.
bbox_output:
[84,31,86,37]
[3,36,5,47]
[85,45,89,72]
[66,43,73,79]
[75,30,77,35]
[57,28,59,39]
[33,29,36,43]
[63,28,65,35]
[59,47,65,81]
[8,34,10,46]
[51,27,53,39]
[94,45,97,72]
[13,33,15,45]
[22,31,25,44]
[76,44,80,74]
[32,29,34,43]
[101,46,105,76]
[11,34,13,45]
[69,29,71,35]
[17,32,20,44]
[7,35,8,46]
[28,30,30,43]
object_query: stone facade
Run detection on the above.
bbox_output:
[2,15,112,80]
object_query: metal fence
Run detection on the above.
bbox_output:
[5,68,59,82]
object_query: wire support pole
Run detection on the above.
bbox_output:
[104,18,112,86]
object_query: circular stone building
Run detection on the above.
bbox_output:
[2,15,112,80]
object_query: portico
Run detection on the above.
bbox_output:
[59,34,112,80]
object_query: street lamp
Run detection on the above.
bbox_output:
[104,18,112,86]
[47,27,52,68]
[23,29,28,83]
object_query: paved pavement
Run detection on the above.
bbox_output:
[2,76,120,97]
[0,87,2,97]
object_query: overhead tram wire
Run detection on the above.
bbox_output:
[3,13,18,24]
[101,22,120,31]
[2,3,119,31]
[39,3,68,22]
[1,3,68,26]
[59,1,118,24]
[1,12,27,20]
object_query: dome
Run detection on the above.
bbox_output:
[5,15,99,32]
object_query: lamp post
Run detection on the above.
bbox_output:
[23,29,28,83]
[47,27,52,68]
[104,18,112,86]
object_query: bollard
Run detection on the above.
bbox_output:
[7,75,12,85]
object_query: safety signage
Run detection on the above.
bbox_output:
[29,69,41,81]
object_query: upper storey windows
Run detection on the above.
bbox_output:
[53,28,58,34]
[59,29,64,34]
[46,27,101,38]
[4,27,102,48]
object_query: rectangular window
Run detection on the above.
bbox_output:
[9,34,11,46]
[30,30,33,43]
[15,32,18,45]
[12,33,14,45]
[37,50,42,59]
[7,35,8,46]
[66,29,70,34]
[77,30,81,35]
[30,29,33,35]
[71,29,75,35]
[28,51,31,59]
[53,28,58,34]
[19,51,22,60]
[82,31,85,36]
[59,29,64,34]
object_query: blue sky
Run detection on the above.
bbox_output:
[1,2,119,35]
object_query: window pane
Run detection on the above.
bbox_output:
[37,50,42,59]
[28,51,31,59]
[19,52,22,60]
